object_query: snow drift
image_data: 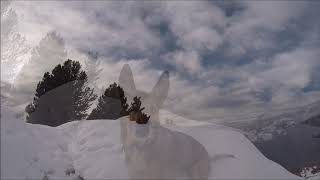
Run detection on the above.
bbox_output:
[1,106,300,179]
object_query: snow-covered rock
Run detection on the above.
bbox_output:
[298,166,320,179]
[1,106,300,179]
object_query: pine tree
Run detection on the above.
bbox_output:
[128,96,150,124]
[128,96,144,112]
[26,59,97,126]
[14,31,66,104]
[1,1,30,83]
[87,82,129,120]
[83,50,102,94]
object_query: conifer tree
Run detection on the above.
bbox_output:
[128,96,150,124]
[128,96,144,112]
[26,59,97,126]
[83,50,102,93]
[1,1,30,83]
[15,31,66,104]
[87,82,129,120]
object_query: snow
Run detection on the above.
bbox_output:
[299,166,320,179]
[1,106,74,179]
[1,106,301,179]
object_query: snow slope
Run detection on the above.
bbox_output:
[1,106,301,179]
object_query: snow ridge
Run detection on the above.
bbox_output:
[1,106,300,179]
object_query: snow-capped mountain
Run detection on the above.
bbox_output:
[224,98,320,142]
[218,99,320,177]
[304,114,320,128]
[298,165,320,179]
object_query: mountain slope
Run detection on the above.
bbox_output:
[1,106,300,179]
[304,114,320,127]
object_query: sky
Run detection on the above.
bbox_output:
[2,1,320,121]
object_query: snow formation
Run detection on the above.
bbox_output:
[1,106,301,179]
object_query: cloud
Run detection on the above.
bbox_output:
[264,49,317,88]
[181,27,223,51]
[163,1,225,52]
[163,51,202,75]
[250,48,319,103]
[224,1,309,55]
[11,1,163,58]
[4,1,320,122]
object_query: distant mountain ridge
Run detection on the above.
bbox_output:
[304,114,320,127]
[222,99,320,176]
[224,99,320,142]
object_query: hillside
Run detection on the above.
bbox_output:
[1,106,301,179]
[304,114,320,127]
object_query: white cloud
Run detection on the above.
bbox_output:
[11,1,162,56]
[163,51,202,75]
[224,1,308,55]
[163,1,225,52]
[182,27,223,51]
[246,48,318,90]
[266,49,316,88]
[242,1,306,30]
[4,1,320,121]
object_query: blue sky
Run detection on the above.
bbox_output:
[2,1,320,121]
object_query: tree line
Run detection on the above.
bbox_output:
[25,59,149,127]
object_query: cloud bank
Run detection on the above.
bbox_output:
[2,1,320,121]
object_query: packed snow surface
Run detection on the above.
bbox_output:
[1,107,300,179]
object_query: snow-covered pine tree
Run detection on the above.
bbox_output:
[14,31,67,104]
[83,50,103,92]
[1,1,30,83]
[87,82,129,120]
[26,59,97,126]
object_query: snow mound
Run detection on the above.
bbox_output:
[1,107,300,179]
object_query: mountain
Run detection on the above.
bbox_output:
[297,165,320,179]
[304,114,320,127]
[224,99,320,142]
[1,106,299,179]
[221,99,320,175]
[254,124,320,174]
